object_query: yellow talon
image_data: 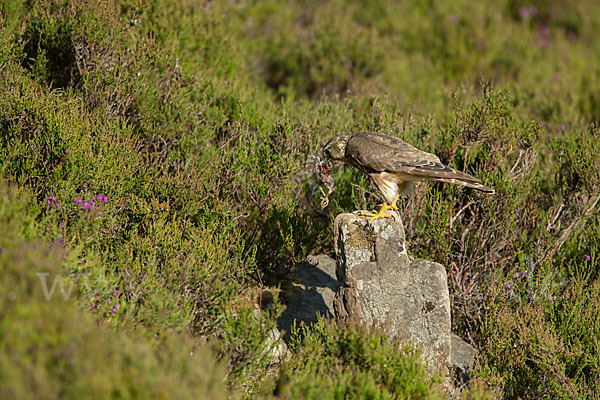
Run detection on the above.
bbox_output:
[361,195,400,223]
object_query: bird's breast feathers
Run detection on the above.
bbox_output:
[370,172,414,203]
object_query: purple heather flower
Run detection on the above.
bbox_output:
[89,203,94,210]
[559,123,566,131]
[547,149,552,155]
[75,198,83,204]
[106,299,110,303]
[116,290,122,297]
[97,195,103,200]
[520,6,538,19]
[56,203,60,210]
[34,128,41,134]
[45,199,51,205]
[540,26,550,36]
[585,255,591,261]
[96,290,100,295]
[203,1,213,7]
[447,14,459,23]
[519,7,529,18]
[83,202,89,210]
[506,283,512,289]
[114,304,119,310]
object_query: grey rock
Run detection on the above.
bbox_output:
[277,254,339,341]
[265,327,291,366]
[451,333,477,382]
[333,210,451,374]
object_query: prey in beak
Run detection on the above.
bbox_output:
[317,158,334,208]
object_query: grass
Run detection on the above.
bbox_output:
[0,0,599,397]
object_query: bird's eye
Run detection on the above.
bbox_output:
[324,149,331,158]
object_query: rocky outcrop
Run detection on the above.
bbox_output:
[332,210,451,374]
[277,255,339,342]
[274,209,477,387]
[451,333,478,384]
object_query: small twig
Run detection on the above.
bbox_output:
[196,132,240,183]
[546,203,565,231]
[585,194,600,217]
[509,150,524,175]
[535,193,600,269]
[450,201,475,228]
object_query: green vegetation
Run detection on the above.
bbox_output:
[0,0,599,397]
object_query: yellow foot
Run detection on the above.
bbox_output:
[360,195,400,224]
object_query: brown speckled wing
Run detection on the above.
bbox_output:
[345,132,487,186]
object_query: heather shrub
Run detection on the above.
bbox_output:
[0,0,600,398]
[0,181,227,400]
[268,317,444,399]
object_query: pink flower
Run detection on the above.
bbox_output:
[585,255,591,261]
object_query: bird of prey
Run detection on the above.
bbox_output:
[319,132,494,221]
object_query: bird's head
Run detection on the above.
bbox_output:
[322,135,350,161]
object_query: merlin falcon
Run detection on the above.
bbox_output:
[318,132,494,221]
